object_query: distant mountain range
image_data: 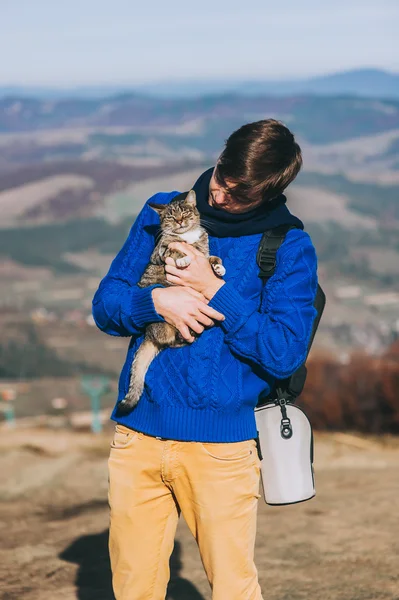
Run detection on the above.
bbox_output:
[138,69,399,99]
[1,69,399,100]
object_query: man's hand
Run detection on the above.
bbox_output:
[152,286,225,343]
[165,241,226,300]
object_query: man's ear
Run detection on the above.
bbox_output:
[148,202,168,217]
[184,190,196,207]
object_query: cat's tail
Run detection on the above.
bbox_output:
[118,338,160,413]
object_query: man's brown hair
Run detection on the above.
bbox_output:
[215,119,302,205]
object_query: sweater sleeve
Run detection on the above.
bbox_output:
[92,198,166,337]
[208,232,318,379]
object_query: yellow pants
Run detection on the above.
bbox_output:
[108,424,264,600]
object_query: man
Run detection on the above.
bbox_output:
[92,119,318,600]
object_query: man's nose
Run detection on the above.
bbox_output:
[214,191,227,206]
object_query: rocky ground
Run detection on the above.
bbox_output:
[1,425,398,600]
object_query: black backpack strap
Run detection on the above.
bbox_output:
[257,224,299,280]
[256,224,326,406]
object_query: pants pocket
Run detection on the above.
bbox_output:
[110,424,139,449]
[199,439,257,462]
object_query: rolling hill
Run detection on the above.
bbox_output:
[1,94,399,146]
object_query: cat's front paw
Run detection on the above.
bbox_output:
[208,255,226,278]
[175,255,191,268]
[212,263,226,277]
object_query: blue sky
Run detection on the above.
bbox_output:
[1,0,398,85]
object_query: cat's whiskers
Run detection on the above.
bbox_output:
[199,218,216,229]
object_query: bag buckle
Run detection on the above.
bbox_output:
[280,417,293,439]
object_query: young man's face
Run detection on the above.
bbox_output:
[208,167,263,214]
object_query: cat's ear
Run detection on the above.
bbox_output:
[148,202,168,217]
[184,190,196,207]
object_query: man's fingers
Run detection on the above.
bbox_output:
[194,312,214,327]
[199,304,225,321]
[186,318,204,335]
[184,288,206,301]
[185,245,204,257]
[165,264,180,276]
[166,273,185,285]
[178,324,195,343]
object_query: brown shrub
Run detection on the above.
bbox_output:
[298,343,399,433]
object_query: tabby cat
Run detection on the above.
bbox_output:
[118,190,226,412]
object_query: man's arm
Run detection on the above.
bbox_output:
[92,192,226,340]
[92,198,166,337]
[207,232,318,379]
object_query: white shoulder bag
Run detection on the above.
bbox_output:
[252,225,324,506]
[255,395,315,506]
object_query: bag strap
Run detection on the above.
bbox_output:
[256,224,326,410]
[256,224,299,280]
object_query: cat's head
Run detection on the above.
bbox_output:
[148,190,200,235]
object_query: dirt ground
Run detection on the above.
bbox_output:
[0,425,398,600]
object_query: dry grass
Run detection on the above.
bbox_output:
[0,426,398,599]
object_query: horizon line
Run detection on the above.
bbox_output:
[0,66,398,90]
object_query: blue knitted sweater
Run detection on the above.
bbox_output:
[92,191,318,442]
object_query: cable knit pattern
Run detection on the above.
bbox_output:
[92,193,171,338]
[209,231,318,380]
[186,233,262,410]
[92,192,319,442]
